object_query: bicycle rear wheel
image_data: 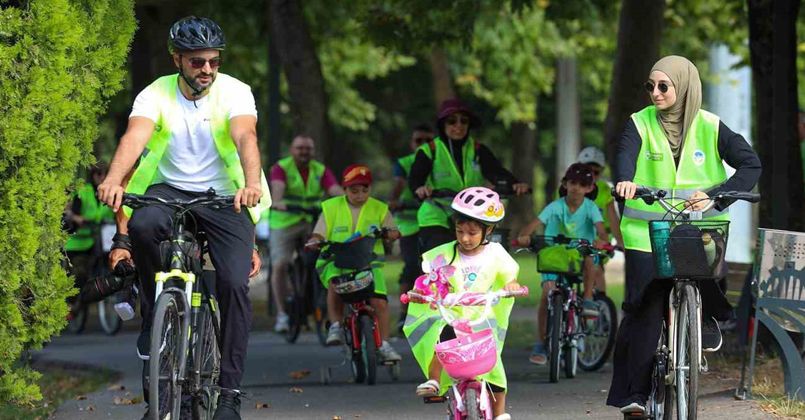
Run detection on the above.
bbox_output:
[359,314,378,385]
[149,292,184,420]
[98,296,122,335]
[676,284,699,420]
[191,299,221,420]
[579,291,617,371]
[548,292,563,383]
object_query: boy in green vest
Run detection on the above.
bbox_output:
[516,163,608,365]
[308,164,403,362]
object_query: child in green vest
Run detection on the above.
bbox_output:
[516,163,608,365]
[308,164,402,362]
[404,187,522,420]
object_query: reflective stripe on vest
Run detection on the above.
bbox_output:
[394,153,420,236]
[269,156,325,229]
[416,137,485,228]
[316,196,388,293]
[621,106,728,252]
[124,73,271,224]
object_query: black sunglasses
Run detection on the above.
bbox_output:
[413,136,433,144]
[644,81,670,94]
[185,56,222,70]
[446,116,470,126]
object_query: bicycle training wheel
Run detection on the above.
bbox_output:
[676,284,699,420]
[548,292,563,383]
[149,292,184,420]
[578,291,617,371]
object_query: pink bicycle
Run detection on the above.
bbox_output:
[402,287,528,420]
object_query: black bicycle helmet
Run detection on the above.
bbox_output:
[168,16,226,53]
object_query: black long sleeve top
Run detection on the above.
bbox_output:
[615,117,762,209]
[408,137,519,193]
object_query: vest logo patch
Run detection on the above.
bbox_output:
[645,151,664,161]
[693,150,706,166]
[333,226,349,233]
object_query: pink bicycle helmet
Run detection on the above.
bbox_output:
[451,187,505,224]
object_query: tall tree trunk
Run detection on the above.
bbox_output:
[269,0,340,171]
[555,57,581,183]
[429,47,456,106]
[264,0,282,167]
[603,0,665,175]
[508,122,536,232]
[748,0,804,230]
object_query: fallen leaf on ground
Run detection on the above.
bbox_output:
[255,402,271,409]
[75,395,87,400]
[289,387,304,393]
[289,369,312,379]
[86,404,96,411]
[113,396,138,406]
[332,416,342,420]
[107,384,126,391]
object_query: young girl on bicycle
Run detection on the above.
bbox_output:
[308,164,402,362]
[516,163,608,365]
[404,186,521,420]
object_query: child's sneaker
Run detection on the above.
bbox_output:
[529,343,547,365]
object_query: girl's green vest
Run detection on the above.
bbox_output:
[124,73,271,224]
[269,156,325,229]
[416,138,485,229]
[403,241,516,392]
[394,153,420,237]
[621,106,728,252]
[316,196,389,295]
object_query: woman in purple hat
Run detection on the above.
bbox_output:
[408,98,530,252]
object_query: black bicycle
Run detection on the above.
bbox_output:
[123,191,231,420]
[615,187,760,420]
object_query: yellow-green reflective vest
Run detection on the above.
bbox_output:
[621,106,728,251]
[269,156,325,229]
[124,73,271,224]
[65,182,115,252]
[402,241,515,392]
[316,196,389,295]
[417,138,485,228]
[394,153,420,237]
[593,179,614,235]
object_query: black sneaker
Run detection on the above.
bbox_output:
[702,316,723,352]
[213,389,242,420]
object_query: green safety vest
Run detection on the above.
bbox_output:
[621,106,728,252]
[403,241,515,392]
[417,138,485,228]
[394,153,420,237]
[316,195,389,295]
[65,182,115,252]
[124,73,271,224]
[593,179,613,234]
[269,156,326,229]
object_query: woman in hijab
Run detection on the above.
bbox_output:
[608,56,761,414]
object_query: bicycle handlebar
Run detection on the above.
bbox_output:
[611,186,760,218]
[122,192,235,211]
[513,235,615,258]
[400,287,529,305]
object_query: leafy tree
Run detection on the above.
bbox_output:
[0,0,135,404]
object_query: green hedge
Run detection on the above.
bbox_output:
[0,0,135,404]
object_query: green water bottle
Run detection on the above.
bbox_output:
[652,221,674,278]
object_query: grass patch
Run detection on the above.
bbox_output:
[0,363,117,420]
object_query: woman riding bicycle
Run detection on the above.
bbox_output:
[404,187,522,420]
[607,55,761,415]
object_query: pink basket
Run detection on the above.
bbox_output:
[435,328,498,380]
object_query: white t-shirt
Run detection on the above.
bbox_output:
[130,75,257,195]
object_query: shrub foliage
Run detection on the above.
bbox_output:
[0,0,135,404]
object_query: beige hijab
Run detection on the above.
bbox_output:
[650,56,702,158]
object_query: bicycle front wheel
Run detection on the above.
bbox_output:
[149,292,184,420]
[564,311,579,379]
[284,257,305,343]
[359,314,378,385]
[676,284,699,420]
[548,292,563,383]
[191,299,221,420]
[463,386,481,420]
[98,296,122,335]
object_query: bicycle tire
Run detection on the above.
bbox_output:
[284,257,305,343]
[463,387,481,420]
[191,299,221,420]
[579,292,617,371]
[66,302,87,334]
[313,278,328,347]
[676,284,699,420]
[149,292,184,420]
[548,292,563,383]
[98,296,122,335]
[564,312,578,379]
[360,314,378,385]
[348,320,366,384]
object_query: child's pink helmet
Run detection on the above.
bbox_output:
[450,187,505,224]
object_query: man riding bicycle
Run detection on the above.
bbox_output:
[97,16,270,420]
[269,135,342,332]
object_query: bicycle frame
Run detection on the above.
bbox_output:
[345,301,382,354]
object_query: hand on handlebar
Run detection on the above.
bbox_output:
[515,235,531,247]
[503,281,523,292]
[234,186,262,213]
[414,186,432,200]
[685,191,711,211]
[614,181,638,200]
[304,234,325,251]
[97,182,125,212]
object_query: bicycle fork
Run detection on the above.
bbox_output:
[666,283,703,385]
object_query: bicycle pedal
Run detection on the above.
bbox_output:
[423,395,446,404]
[701,355,709,373]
